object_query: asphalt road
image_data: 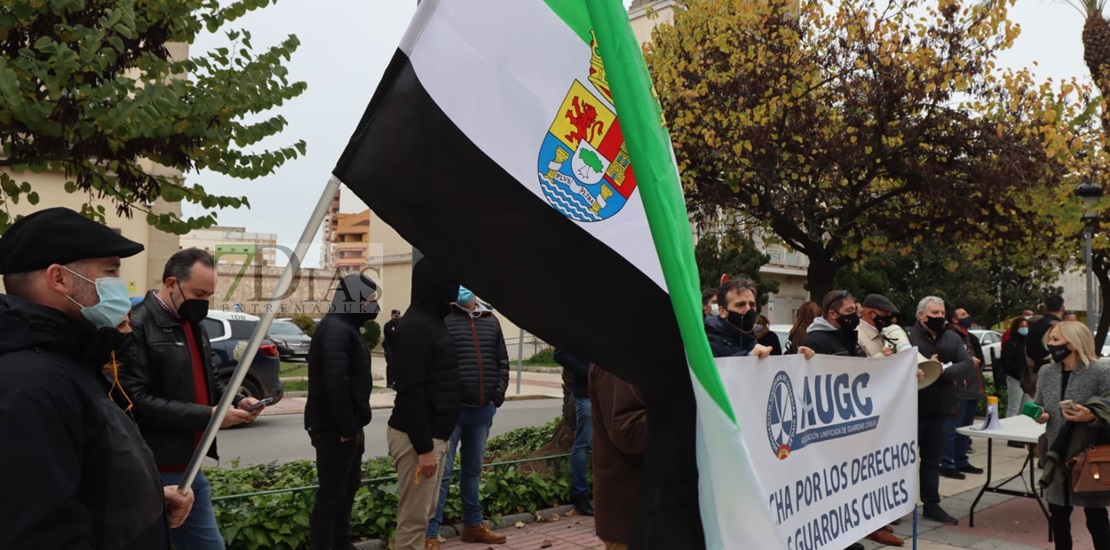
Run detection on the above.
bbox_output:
[211,398,562,468]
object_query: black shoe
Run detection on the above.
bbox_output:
[572,495,594,517]
[1008,441,1026,449]
[957,464,984,474]
[846,544,865,550]
[923,506,959,525]
[939,467,966,480]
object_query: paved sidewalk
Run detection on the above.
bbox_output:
[425,431,1093,549]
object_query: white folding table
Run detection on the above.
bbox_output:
[957,414,1050,541]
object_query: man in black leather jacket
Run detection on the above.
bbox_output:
[426,287,510,545]
[119,248,262,549]
[0,207,193,549]
[304,272,379,550]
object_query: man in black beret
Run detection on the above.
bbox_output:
[0,207,194,549]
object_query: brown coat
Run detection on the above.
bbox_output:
[589,363,647,544]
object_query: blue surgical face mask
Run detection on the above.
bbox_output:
[1017,327,1029,336]
[457,286,475,305]
[64,267,132,329]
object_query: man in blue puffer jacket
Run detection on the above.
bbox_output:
[426,286,509,546]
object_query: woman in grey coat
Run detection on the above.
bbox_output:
[1033,321,1110,550]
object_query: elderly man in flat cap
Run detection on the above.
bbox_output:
[858,294,901,358]
[0,207,193,549]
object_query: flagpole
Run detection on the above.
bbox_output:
[178,175,344,491]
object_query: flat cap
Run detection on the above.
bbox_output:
[0,207,144,274]
[862,294,899,314]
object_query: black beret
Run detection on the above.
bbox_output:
[0,207,144,274]
[862,294,899,314]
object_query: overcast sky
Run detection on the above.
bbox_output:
[182,1,1089,268]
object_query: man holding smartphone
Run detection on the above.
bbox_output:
[119,248,264,549]
[305,272,380,550]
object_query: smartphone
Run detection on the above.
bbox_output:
[245,397,274,411]
[1059,399,1078,411]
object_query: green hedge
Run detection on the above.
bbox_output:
[209,420,567,549]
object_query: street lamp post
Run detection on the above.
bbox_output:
[1075,179,1103,333]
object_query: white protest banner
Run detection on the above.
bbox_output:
[697,349,918,549]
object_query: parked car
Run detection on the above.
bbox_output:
[969,329,1002,368]
[201,310,284,405]
[268,319,312,361]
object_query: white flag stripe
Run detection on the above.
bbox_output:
[404,0,666,290]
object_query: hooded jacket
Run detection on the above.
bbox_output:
[387,258,462,454]
[0,295,169,549]
[305,273,378,438]
[704,315,757,358]
[800,317,864,357]
[445,301,509,407]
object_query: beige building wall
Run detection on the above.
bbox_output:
[0,169,181,297]
[181,226,279,266]
[629,0,678,44]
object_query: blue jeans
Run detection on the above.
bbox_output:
[571,397,592,498]
[160,470,225,550]
[942,398,979,469]
[427,403,496,536]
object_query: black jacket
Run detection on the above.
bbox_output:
[949,326,985,400]
[304,314,373,438]
[0,295,169,549]
[1001,335,1028,380]
[118,291,237,468]
[445,303,509,407]
[909,321,976,417]
[554,349,589,399]
[387,258,462,454]
[800,317,864,356]
[704,315,757,358]
[1027,312,1061,368]
[382,317,399,349]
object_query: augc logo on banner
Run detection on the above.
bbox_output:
[766,370,879,460]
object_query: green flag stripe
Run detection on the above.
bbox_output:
[584,0,736,423]
[543,0,593,45]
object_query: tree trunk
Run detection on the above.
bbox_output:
[1082,14,1110,134]
[523,367,577,472]
[1095,251,1109,351]
[805,251,840,302]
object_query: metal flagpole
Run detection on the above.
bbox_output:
[178,175,344,491]
[515,327,524,394]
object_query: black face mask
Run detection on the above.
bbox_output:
[1048,343,1072,363]
[177,299,209,324]
[117,332,135,354]
[873,315,892,330]
[837,312,860,331]
[727,309,757,333]
[924,316,947,334]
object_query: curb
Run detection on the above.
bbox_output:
[351,505,577,550]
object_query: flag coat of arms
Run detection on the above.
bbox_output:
[333,1,779,547]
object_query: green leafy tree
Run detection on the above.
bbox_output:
[694,229,780,305]
[0,0,307,232]
[360,319,381,351]
[646,0,1087,299]
[290,313,315,337]
[834,245,1063,328]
